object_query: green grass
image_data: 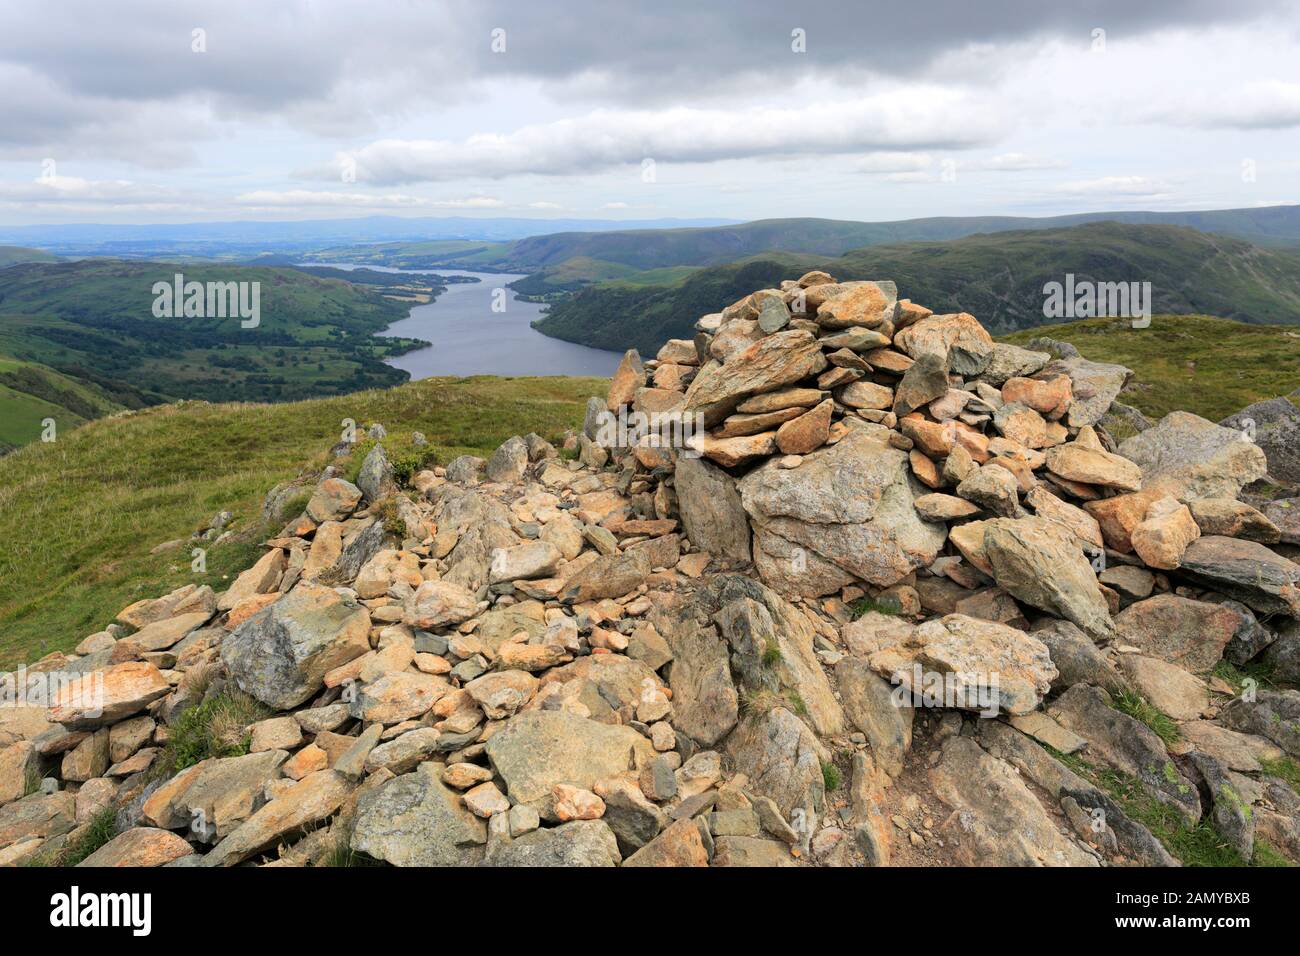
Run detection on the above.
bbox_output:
[0,245,56,267]
[157,687,271,775]
[1111,690,1181,746]
[0,374,603,667]
[1213,659,1282,695]
[323,840,385,867]
[821,760,842,792]
[1050,748,1252,866]
[1260,756,1300,796]
[849,596,903,619]
[24,805,119,867]
[1003,315,1300,421]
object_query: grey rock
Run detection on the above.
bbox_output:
[1049,684,1200,824]
[1177,535,1300,617]
[928,736,1098,866]
[356,443,396,502]
[725,707,828,824]
[1220,690,1300,756]
[1118,411,1268,500]
[485,819,621,866]
[351,763,486,866]
[1220,398,1300,486]
[221,583,371,710]
[484,712,654,815]
[444,455,485,485]
[486,436,529,484]
[672,455,752,563]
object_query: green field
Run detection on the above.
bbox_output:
[0,375,604,668]
[0,259,434,451]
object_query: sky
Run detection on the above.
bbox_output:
[2,0,1300,225]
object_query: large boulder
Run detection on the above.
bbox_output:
[892,312,993,376]
[648,600,739,747]
[485,712,654,817]
[1049,684,1200,824]
[1118,411,1268,500]
[141,749,290,837]
[980,517,1113,639]
[1176,536,1300,617]
[672,455,752,563]
[928,736,1097,866]
[739,428,946,597]
[487,820,622,867]
[1113,595,1238,676]
[707,575,846,736]
[48,662,172,729]
[725,707,828,825]
[202,770,354,867]
[683,330,828,426]
[351,762,487,866]
[221,583,371,710]
[1220,398,1300,486]
[847,613,1056,716]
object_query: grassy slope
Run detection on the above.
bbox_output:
[0,354,126,451]
[535,223,1300,353]
[0,245,57,267]
[1002,315,1300,421]
[0,375,603,668]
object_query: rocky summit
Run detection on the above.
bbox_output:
[3,271,1300,869]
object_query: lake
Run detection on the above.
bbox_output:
[302,264,621,378]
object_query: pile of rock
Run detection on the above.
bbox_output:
[2,272,1299,868]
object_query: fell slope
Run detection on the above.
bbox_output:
[535,223,1300,353]
[0,375,602,667]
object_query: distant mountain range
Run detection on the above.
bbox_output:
[533,223,1300,353]
[0,215,738,258]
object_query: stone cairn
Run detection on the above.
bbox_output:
[2,271,1299,868]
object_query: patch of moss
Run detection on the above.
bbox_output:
[821,760,842,792]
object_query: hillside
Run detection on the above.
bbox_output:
[0,260,429,449]
[0,245,57,267]
[0,354,136,453]
[0,375,601,668]
[534,223,1300,353]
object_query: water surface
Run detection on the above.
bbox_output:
[304,264,621,378]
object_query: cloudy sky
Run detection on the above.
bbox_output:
[2,0,1300,225]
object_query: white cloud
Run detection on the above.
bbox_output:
[855,152,933,174]
[234,190,505,209]
[0,175,183,204]
[1053,176,1175,200]
[978,152,1066,171]
[324,90,1004,185]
